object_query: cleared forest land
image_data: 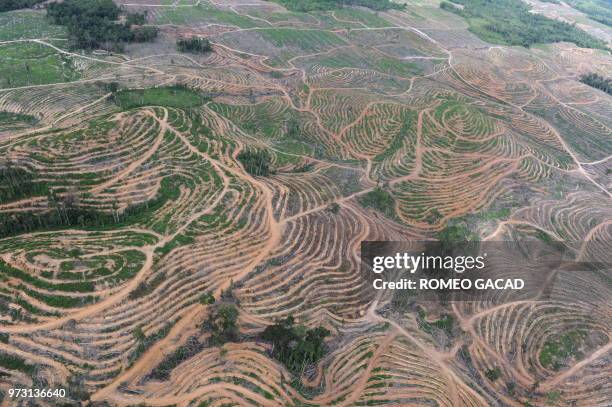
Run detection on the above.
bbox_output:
[0,0,610,406]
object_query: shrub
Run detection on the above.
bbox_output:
[485,367,502,381]
[47,0,157,50]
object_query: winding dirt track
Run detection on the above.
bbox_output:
[0,1,610,406]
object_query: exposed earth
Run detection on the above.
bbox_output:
[0,0,610,406]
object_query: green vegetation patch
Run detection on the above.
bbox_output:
[258,28,347,52]
[579,72,611,95]
[358,187,396,218]
[0,111,39,132]
[112,85,208,110]
[332,8,395,28]
[207,304,239,346]
[564,0,612,27]
[271,0,405,12]
[261,316,330,375]
[374,111,417,163]
[0,10,67,41]
[417,309,456,336]
[237,149,273,177]
[0,164,48,204]
[0,0,46,12]
[440,0,607,49]
[0,111,37,126]
[130,321,176,365]
[484,367,502,381]
[437,223,478,244]
[177,37,212,54]
[154,3,259,28]
[47,0,157,50]
[0,175,184,239]
[0,352,36,376]
[0,42,80,88]
[314,47,422,77]
[539,330,588,371]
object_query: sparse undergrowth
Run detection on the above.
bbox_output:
[271,0,405,12]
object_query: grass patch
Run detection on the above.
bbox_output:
[0,10,67,41]
[112,85,209,110]
[332,8,394,28]
[271,0,404,12]
[258,28,346,52]
[0,42,79,88]
[539,330,587,371]
[316,47,422,77]
[155,3,258,28]
[148,336,204,380]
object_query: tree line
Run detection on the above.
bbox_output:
[177,37,212,54]
[0,172,183,239]
[440,0,608,50]
[580,72,611,95]
[237,149,273,177]
[0,0,46,12]
[46,0,157,51]
[0,163,48,204]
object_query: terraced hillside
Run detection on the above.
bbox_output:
[0,0,611,406]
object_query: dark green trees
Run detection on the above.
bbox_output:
[46,0,157,50]
[261,316,330,375]
[237,149,272,177]
[0,164,48,204]
[440,0,607,50]
[208,304,239,345]
[177,37,212,54]
[0,0,46,12]
[579,73,611,95]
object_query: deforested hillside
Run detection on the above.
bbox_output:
[0,0,610,406]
